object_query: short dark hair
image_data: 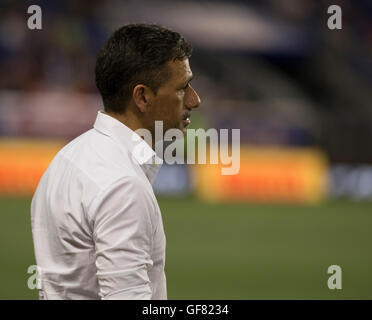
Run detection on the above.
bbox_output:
[95,23,193,113]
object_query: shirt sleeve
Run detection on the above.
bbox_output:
[90,175,156,300]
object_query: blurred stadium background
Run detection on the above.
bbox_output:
[1,0,372,299]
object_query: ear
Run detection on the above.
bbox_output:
[132,84,154,113]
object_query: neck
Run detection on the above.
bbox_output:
[103,110,156,149]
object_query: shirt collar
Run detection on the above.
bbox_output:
[93,111,163,184]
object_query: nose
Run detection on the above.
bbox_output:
[185,85,201,110]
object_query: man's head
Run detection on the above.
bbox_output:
[95,23,200,135]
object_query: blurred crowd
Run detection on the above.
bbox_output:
[0,0,371,162]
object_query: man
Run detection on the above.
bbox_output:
[31,23,200,300]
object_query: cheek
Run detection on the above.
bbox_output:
[163,95,184,117]
[174,93,185,112]
[153,92,184,125]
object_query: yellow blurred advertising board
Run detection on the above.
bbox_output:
[0,139,64,195]
[0,139,329,203]
[192,146,329,204]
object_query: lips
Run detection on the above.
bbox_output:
[182,113,191,126]
[182,113,191,120]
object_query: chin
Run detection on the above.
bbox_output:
[180,122,189,135]
[162,123,186,137]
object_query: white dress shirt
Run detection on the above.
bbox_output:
[31,111,166,300]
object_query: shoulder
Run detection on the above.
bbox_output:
[56,129,138,190]
[93,175,155,207]
[87,175,158,225]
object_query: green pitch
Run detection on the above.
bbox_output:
[0,196,371,299]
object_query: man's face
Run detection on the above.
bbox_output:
[148,58,200,136]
